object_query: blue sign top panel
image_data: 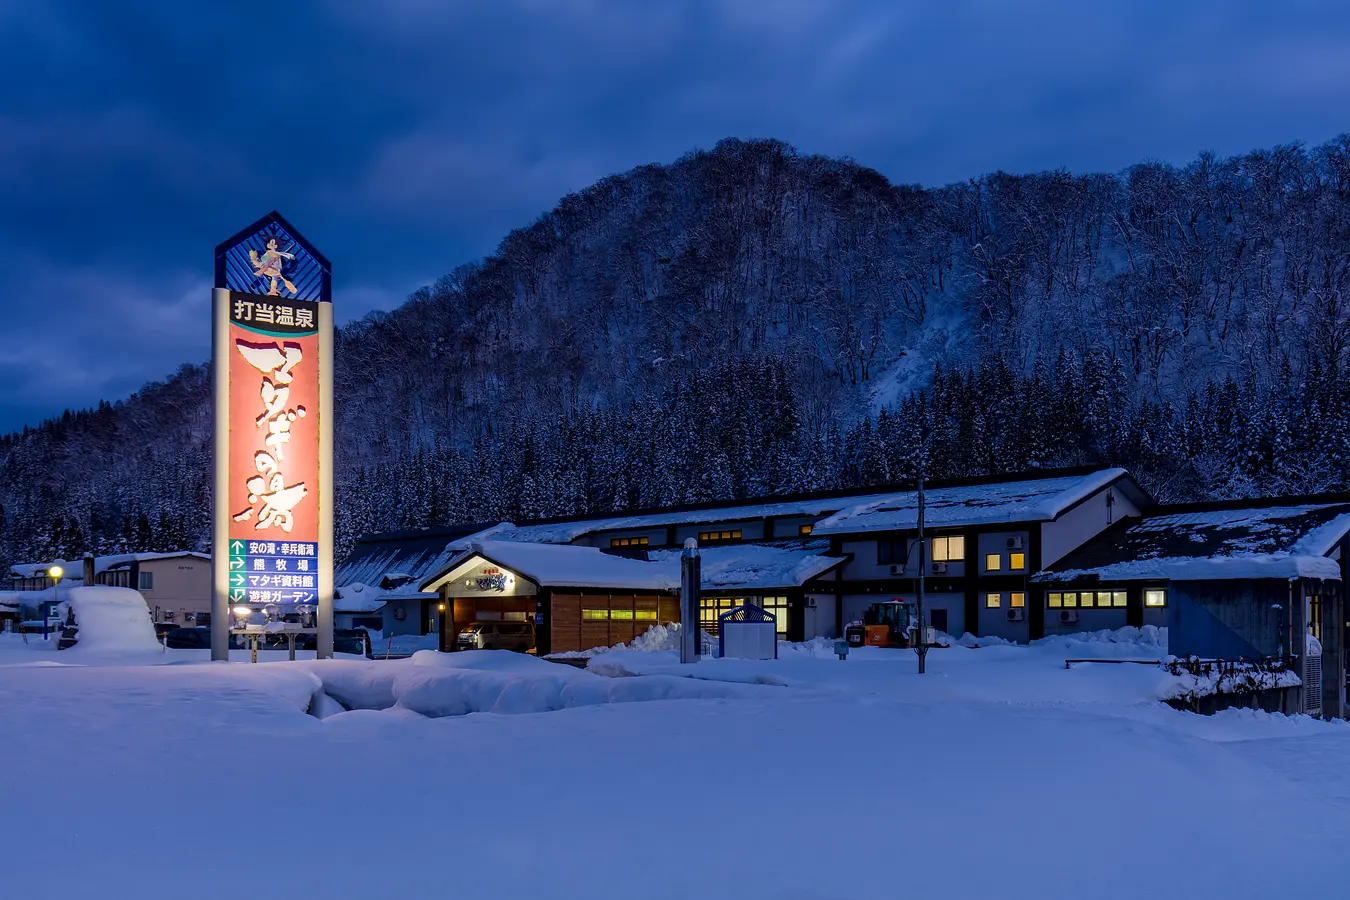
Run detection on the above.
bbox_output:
[214,211,331,303]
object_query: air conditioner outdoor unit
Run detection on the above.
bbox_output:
[1007,608,1025,622]
[805,597,817,608]
[931,562,948,575]
[889,564,902,576]
[1058,610,1079,625]
[1006,536,1025,550]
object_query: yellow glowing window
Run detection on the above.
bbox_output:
[699,530,743,543]
[1112,591,1127,607]
[985,592,1002,608]
[1009,552,1025,570]
[610,609,634,620]
[635,609,657,621]
[985,553,1002,571]
[1048,593,1062,608]
[1145,589,1167,608]
[932,535,965,562]
[582,609,609,620]
[610,536,649,548]
[799,524,813,536]
[1062,593,1078,608]
[1097,592,1114,608]
[1010,592,1025,608]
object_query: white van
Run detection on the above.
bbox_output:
[456,621,536,653]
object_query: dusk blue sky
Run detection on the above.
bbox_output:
[3,0,1349,431]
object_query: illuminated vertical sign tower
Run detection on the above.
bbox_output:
[211,212,334,660]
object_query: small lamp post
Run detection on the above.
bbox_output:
[44,565,65,641]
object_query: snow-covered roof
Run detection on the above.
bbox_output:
[421,539,843,594]
[7,551,207,580]
[649,540,845,591]
[442,469,1133,546]
[1038,502,1350,584]
[429,541,680,592]
[336,525,484,592]
[811,469,1131,535]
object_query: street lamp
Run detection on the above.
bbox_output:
[44,565,65,640]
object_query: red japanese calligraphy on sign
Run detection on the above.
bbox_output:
[227,294,320,545]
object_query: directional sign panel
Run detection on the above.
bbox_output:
[227,538,318,606]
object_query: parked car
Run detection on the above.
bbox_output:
[334,629,372,657]
[269,629,370,656]
[163,627,212,649]
[456,621,536,653]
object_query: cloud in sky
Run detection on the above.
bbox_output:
[2,0,1349,430]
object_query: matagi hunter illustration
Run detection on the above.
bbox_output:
[248,236,298,296]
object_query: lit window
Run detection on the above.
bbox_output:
[985,592,1001,608]
[582,609,609,620]
[610,536,649,548]
[985,553,1002,572]
[1009,552,1025,570]
[1062,592,1078,608]
[1097,592,1114,608]
[1010,592,1025,608]
[1145,589,1167,608]
[1112,591,1127,608]
[932,535,965,562]
[699,529,743,544]
[635,609,657,621]
[610,609,634,620]
[799,524,814,536]
[1048,593,1062,608]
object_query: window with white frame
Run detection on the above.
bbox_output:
[931,535,964,562]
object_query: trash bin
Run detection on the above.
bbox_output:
[845,623,866,648]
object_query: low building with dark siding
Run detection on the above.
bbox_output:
[1035,497,1350,717]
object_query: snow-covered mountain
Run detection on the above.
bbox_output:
[4,135,1350,566]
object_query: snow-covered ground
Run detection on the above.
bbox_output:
[1,628,1347,900]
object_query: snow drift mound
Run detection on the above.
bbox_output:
[301,651,760,718]
[61,586,161,654]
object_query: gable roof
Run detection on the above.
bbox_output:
[447,467,1140,545]
[336,524,488,591]
[811,468,1135,535]
[424,541,679,592]
[1037,500,1350,584]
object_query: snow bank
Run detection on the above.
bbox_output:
[297,651,760,718]
[547,622,716,659]
[1034,624,1167,655]
[62,586,161,654]
[372,633,439,656]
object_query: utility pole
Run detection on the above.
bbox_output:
[915,471,928,675]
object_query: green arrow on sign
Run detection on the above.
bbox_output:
[230,540,244,554]
[229,589,246,601]
[229,557,244,570]
[230,574,245,587]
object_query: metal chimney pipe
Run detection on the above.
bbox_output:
[680,538,701,663]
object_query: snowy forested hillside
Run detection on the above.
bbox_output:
[4,135,1350,564]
